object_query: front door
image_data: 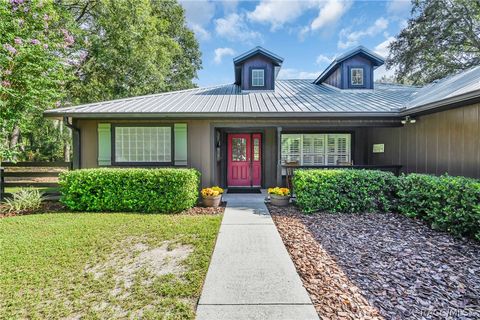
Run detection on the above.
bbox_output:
[227,133,262,187]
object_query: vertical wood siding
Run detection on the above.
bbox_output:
[241,56,274,90]
[368,103,480,178]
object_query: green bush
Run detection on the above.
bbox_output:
[293,169,397,214]
[59,168,200,213]
[397,174,480,240]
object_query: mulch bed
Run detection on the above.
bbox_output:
[268,204,480,320]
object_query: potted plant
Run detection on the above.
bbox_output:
[201,186,224,207]
[268,187,291,206]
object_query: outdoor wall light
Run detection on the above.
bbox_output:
[401,116,416,125]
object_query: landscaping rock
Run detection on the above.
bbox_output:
[269,205,480,320]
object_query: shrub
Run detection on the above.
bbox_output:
[397,174,480,240]
[293,169,397,214]
[59,168,200,213]
[5,188,43,213]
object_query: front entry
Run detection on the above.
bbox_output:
[227,133,262,187]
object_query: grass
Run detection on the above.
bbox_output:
[0,213,222,319]
[5,186,59,194]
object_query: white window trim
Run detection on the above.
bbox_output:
[251,69,265,87]
[350,67,364,86]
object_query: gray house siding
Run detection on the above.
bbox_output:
[367,102,480,178]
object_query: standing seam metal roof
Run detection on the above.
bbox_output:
[44,66,480,117]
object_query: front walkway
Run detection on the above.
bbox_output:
[196,192,319,320]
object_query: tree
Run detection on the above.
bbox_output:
[64,0,202,104]
[386,0,480,85]
[0,0,75,158]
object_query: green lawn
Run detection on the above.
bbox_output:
[5,186,59,194]
[0,213,222,319]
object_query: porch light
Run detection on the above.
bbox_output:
[401,116,416,125]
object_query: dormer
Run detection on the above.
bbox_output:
[233,47,284,91]
[314,46,384,90]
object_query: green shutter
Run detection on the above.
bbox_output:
[98,123,111,166]
[174,123,187,166]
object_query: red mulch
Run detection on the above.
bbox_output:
[268,204,480,320]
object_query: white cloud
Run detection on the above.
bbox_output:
[214,47,236,64]
[215,13,262,43]
[190,24,211,40]
[374,36,395,58]
[248,0,313,31]
[180,0,216,40]
[310,0,352,31]
[338,17,389,49]
[374,37,397,81]
[387,0,411,15]
[316,54,333,65]
[221,0,238,14]
[278,68,320,79]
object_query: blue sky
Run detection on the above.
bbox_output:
[179,0,412,87]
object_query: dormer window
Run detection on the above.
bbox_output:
[350,67,364,86]
[251,68,265,87]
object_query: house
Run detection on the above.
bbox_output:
[44,46,480,189]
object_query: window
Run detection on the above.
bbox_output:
[281,133,351,166]
[351,68,364,86]
[114,126,172,163]
[251,69,265,87]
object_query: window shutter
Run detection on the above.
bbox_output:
[98,123,111,166]
[281,134,301,164]
[174,123,188,166]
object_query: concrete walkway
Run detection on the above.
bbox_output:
[196,192,319,320]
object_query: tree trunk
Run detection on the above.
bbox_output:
[9,125,20,149]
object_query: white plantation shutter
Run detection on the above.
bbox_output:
[303,134,325,165]
[326,134,351,165]
[282,133,350,166]
[281,134,301,164]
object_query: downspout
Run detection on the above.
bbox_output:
[64,116,81,170]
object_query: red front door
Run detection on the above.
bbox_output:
[227,133,262,187]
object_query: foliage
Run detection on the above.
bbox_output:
[293,169,397,214]
[387,0,480,84]
[5,187,43,213]
[59,168,200,213]
[397,174,480,240]
[0,0,75,155]
[64,0,202,104]
[0,212,221,319]
[268,187,290,196]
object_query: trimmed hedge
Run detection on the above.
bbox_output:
[293,169,397,214]
[293,169,480,240]
[59,168,200,213]
[397,174,480,240]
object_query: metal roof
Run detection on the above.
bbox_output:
[44,66,480,119]
[45,81,418,118]
[404,66,480,111]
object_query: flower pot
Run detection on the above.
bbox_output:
[270,194,290,206]
[203,195,222,207]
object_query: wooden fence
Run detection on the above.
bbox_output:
[0,161,72,201]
